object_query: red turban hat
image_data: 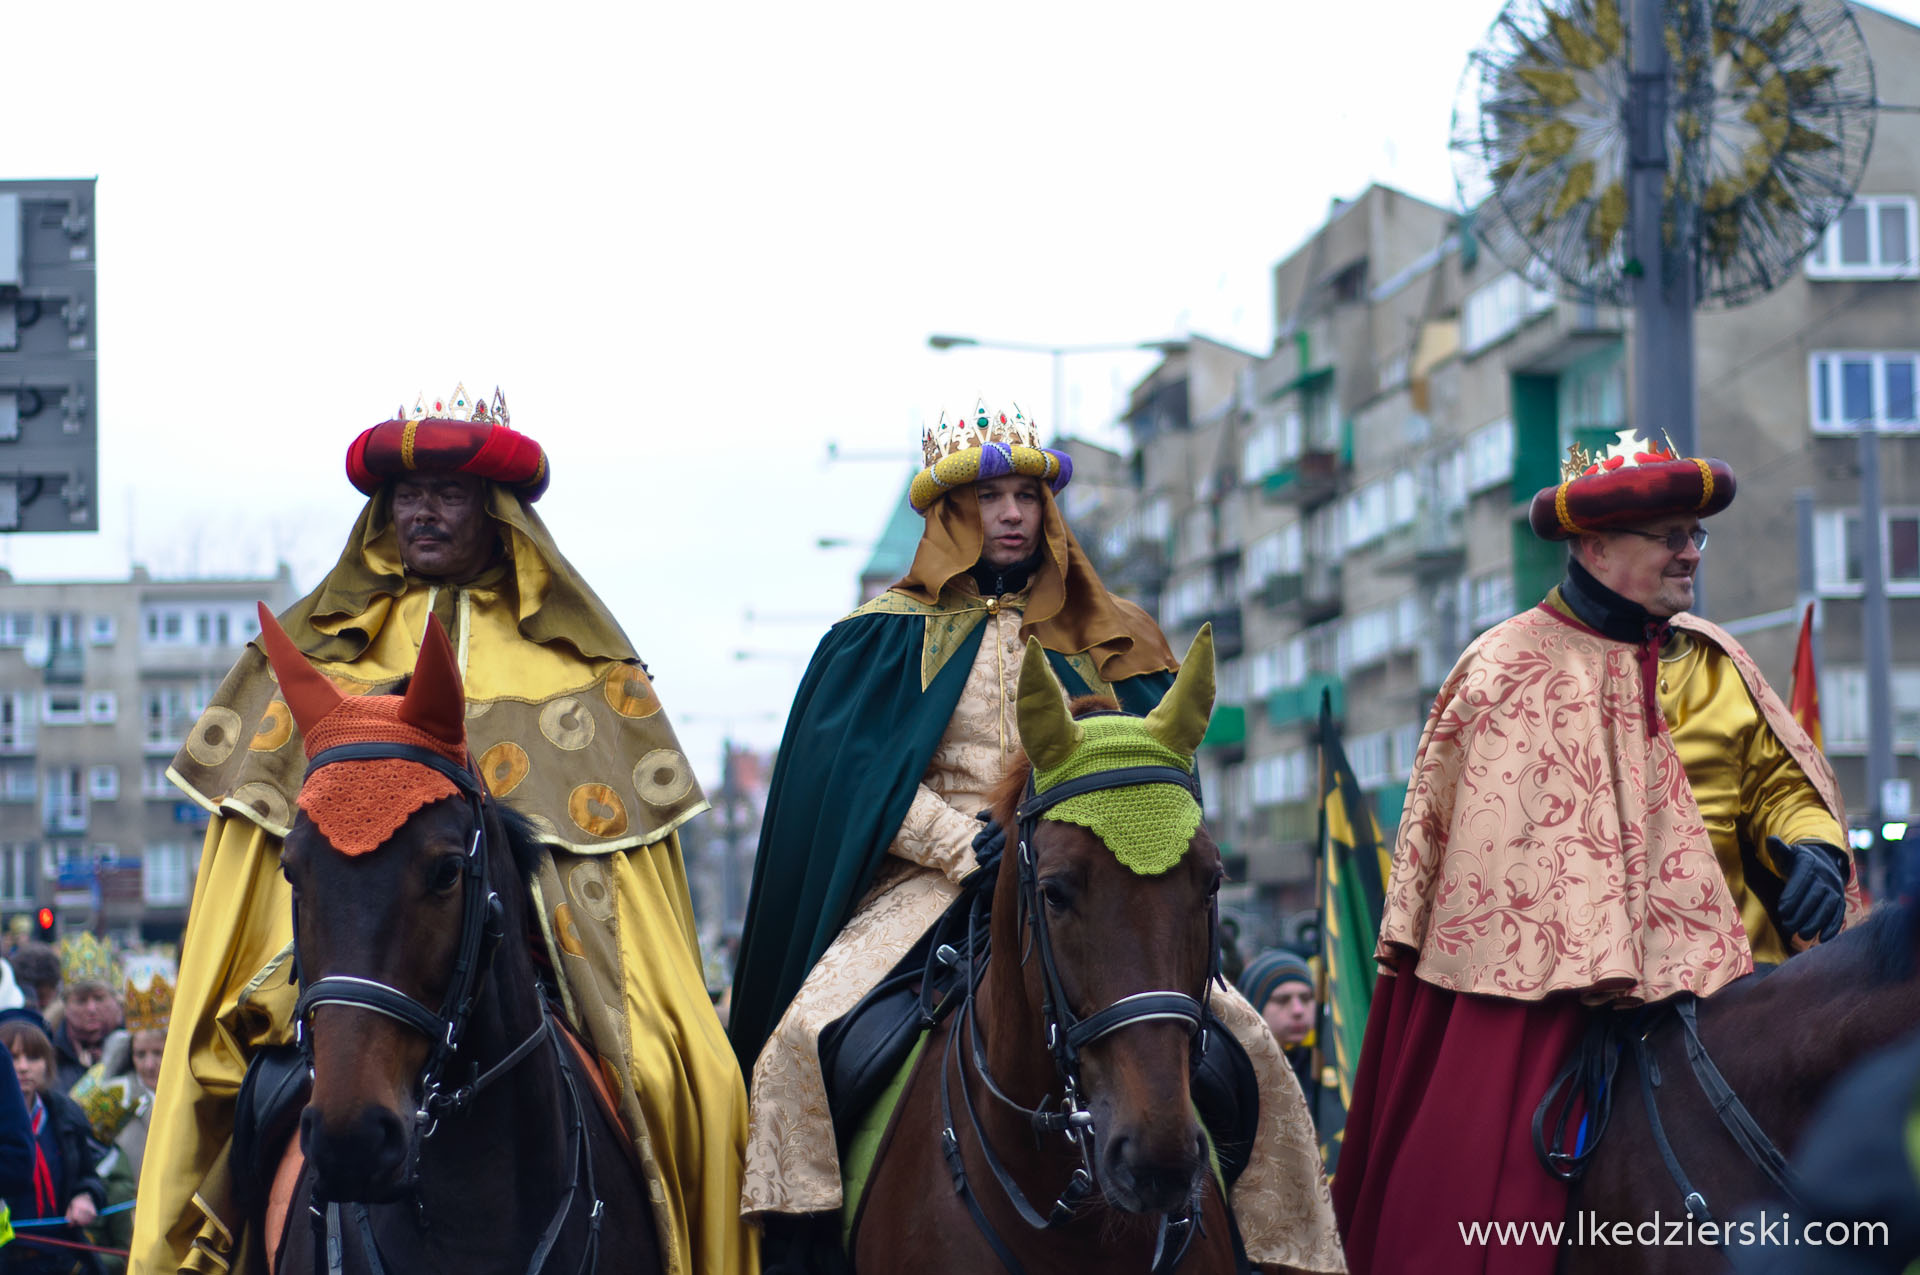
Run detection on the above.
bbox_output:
[346,388,549,502]
[1529,435,1735,541]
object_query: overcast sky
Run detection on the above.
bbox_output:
[6,0,1918,771]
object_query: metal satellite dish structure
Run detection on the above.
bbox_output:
[1453,0,1877,312]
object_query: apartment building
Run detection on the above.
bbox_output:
[0,565,297,942]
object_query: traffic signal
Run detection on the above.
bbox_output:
[33,907,53,941]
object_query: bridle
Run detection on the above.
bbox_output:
[937,754,1221,1275]
[292,741,603,1275]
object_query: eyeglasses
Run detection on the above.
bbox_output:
[1612,526,1708,553]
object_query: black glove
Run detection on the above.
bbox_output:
[963,810,1007,889]
[1769,835,1849,944]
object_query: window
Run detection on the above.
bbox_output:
[144,686,205,751]
[44,767,84,834]
[41,693,84,725]
[1302,386,1341,453]
[1389,470,1418,528]
[1466,418,1515,492]
[1819,667,1920,752]
[1814,510,1920,594]
[143,608,185,644]
[1250,748,1314,808]
[1344,608,1396,673]
[1470,570,1515,628]
[1343,481,1391,550]
[87,765,118,801]
[1242,417,1283,482]
[0,614,31,647]
[142,762,175,799]
[1161,574,1214,628]
[1462,274,1557,353]
[1348,731,1390,789]
[0,694,35,754]
[144,843,192,906]
[1805,196,1919,279]
[1245,526,1303,585]
[87,691,115,723]
[88,615,115,646]
[0,768,32,803]
[1390,722,1423,778]
[0,845,33,908]
[1809,352,1920,433]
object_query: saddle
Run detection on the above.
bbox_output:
[816,886,1261,1187]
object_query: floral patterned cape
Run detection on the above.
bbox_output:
[1377,605,1854,1004]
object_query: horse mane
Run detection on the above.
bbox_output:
[987,693,1125,830]
[492,799,548,885]
[1855,898,1918,984]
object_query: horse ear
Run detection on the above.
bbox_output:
[256,603,343,737]
[398,614,466,750]
[1142,623,1215,759]
[1016,638,1083,773]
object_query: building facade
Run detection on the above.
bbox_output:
[0,565,297,943]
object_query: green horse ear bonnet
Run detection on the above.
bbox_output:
[1015,627,1215,876]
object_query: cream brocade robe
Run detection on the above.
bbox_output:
[743,597,1345,1273]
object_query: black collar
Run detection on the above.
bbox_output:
[1561,558,1671,646]
[969,548,1044,598]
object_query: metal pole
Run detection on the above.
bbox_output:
[1860,427,1896,895]
[1051,348,1065,436]
[1628,0,1698,458]
[1795,488,1821,676]
[719,739,742,929]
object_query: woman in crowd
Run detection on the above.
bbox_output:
[0,1018,106,1274]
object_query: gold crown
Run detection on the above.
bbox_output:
[124,972,174,1035]
[73,1069,147,1143]
[1560,428,1682,481]
[59,932,120,989]
[921,401,1041,468]
[396,383,511,428]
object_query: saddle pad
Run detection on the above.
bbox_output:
[840,1030,929,1251]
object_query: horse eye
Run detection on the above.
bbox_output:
[429,856,464,894]
[1040,880,1071,914]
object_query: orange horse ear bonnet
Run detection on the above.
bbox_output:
[256,602,475,855]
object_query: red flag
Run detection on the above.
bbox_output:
[1790,601,1823,751]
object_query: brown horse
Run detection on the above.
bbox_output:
[259,609,657,1275]
[853,635,1244,1274]
[1562,902,1920,1274]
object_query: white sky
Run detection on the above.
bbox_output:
[6,0,1919,771]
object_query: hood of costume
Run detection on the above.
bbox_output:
[169,431,706,854]
[726,417,1178,1070]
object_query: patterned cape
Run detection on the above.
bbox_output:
[1378,604,1854,1005]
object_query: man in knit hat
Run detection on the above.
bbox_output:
[1239,949,1316,1091]
[1333,431,1860,1275]
[135,387,753,1275]
[731,404,1344,1273]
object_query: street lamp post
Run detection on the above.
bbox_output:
[927,334,1189,436]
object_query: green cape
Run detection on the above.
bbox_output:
[727,590,1172,1073]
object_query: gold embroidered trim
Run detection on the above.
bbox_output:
[400,418,419,470]
[1555,482,1588,535]
[1693,457,1714,510]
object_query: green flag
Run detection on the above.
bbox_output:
[1312,689,1390,1172]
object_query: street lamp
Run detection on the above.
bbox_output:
[926,333,1190,436]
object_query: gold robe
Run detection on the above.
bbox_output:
[133,512,754,1275]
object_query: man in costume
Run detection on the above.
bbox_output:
[133,387,754,1275]
[729,404,1345,1273]
[52,934,124,1092]
[1332,432,1860,1275]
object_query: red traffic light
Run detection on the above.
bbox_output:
[33,908,52,933]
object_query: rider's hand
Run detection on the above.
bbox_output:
[963,810,1006,889]
[66,1194,97,1227]
[1770,836,1849,943]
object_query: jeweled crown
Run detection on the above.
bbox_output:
[1560,427,1681,481]
[922,401,1041,468]
[59,932,120,990]
[395,383,511,428]
[124,973,174,1035]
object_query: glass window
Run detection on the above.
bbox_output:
[1892,517,1920,583]
[1882,203,1911,269]
[1843,360,1875,422]
[1816,360,1831,425]
[1807,196,1920,279]
[1889,360,1917,424]
[1839,205,1871,265]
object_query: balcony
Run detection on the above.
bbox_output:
[1199,704,1246,763]
[44,797,87,836]
[1252,572,1302,610]
[1267,673,1344,730]
[1378,507,1467,578]
[1510,299,1624,374]
[44,645,83,684]
[1301,559,1343,624]
[1191,607,1244,660]
[1261,448,1344,507]
[1268,799,1318,845]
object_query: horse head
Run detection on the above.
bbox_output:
[988,627,1221,1217]
[259,604,529,1204]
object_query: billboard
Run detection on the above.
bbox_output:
[0,178,97,532]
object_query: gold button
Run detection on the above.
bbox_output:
[1660,680,1668,692]
[986,599,1000,615]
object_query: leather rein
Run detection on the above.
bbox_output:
[1533,994,1804,1240]
[293,741,603,1275]
[936,760,1222,1275]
